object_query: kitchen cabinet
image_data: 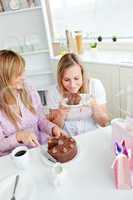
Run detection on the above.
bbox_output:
[0,0,54,91]
[84,63,120,119]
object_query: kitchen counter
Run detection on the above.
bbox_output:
[51,50,133,68]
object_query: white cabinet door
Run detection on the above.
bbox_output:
[120,67,133,117]
[85,63,120,118]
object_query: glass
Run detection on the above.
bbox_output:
[25,34,42,52]
[74,31,84,54]
[8,0,21,10]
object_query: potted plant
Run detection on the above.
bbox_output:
[112,35,117,42]
[97,36,102,42]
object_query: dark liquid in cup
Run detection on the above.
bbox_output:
[15,150,26,157]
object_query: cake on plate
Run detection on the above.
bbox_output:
[48,135,77,163]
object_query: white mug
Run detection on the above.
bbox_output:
[11,146,30,170]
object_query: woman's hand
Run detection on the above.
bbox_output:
[16,130,40,147]
[52,126,68,138]
[48,108,69,128]
[49,108,69,120]
[90,98,109,127]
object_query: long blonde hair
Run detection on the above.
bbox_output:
[57,53,89,96]
[0,50,36,129]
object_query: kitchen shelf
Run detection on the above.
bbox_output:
[21,49,49,56]
[0,0,54,90]
[0,6,41,16]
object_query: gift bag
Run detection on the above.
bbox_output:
[112,141,132,189]
[113,155,132,189]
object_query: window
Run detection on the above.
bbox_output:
[48,0,133,40]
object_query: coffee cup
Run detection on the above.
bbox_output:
[11,146,30,170]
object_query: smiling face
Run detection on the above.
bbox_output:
[61,64,83,94]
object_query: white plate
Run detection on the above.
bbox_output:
[61,94,91,108]
[40,144,80,167]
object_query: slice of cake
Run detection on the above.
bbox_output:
[67,93,81,105]
[48,135,77,163]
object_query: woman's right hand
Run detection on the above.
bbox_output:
[49,108,69,121]
[16,130,40,147]
[48,108,69,128]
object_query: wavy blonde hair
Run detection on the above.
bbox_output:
[0,50,36,129]
[57,53,89,97]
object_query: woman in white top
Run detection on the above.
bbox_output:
[46,53,109,136]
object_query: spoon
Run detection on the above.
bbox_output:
[10,175,20,200]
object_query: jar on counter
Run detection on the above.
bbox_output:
[74,31,84,54]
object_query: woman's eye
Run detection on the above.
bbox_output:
[74,78,79,80]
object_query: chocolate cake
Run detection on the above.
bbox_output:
[67,93,81,105]
[48,135,77,163]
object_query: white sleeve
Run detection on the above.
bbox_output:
[46,85,61,109]
[90,79,107,104]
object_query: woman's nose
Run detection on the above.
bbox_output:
[70,80,75,87]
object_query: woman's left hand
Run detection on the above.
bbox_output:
[90,98,109,127]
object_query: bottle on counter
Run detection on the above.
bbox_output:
[74,31,84,54]
[65,30,77,54]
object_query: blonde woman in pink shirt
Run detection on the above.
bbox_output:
[0,50,62,156]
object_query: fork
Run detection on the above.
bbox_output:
[10,175,20,200]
